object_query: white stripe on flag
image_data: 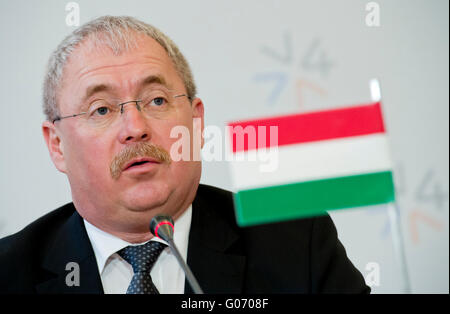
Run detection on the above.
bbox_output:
[230,133,393,191]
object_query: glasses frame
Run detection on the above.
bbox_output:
[52,93,191,124]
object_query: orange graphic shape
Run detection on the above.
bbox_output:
[409,209,444,245]
[295,79,327,110]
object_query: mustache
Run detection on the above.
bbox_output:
[110,142,171,179]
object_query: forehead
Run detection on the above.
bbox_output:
[60,33,182,102]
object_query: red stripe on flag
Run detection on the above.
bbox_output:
[228,102,385,153]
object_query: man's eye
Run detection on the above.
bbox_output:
[96,107,110,115]
[151,97,166,106]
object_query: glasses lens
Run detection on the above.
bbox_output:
[86,99,119,127]
[80,92,187,128]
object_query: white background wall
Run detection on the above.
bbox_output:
[0,0,448,293]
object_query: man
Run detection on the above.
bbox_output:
[0,16,369,294]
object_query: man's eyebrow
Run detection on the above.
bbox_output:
[81,75,172,103]
[82,84,113,103]
[139,75,172,90]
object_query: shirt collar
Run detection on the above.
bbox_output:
[84,205,192,275]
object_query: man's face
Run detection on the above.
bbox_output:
[43,34,204,238]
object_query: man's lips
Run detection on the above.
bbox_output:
[122,157,160,171]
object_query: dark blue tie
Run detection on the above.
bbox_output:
[118,241,167,294]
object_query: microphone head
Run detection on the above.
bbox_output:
[150,215,174,242]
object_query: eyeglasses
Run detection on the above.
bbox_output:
[52,90,191,128]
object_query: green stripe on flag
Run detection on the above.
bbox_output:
[234,171,395,227]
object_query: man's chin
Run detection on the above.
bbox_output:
[121,194,168,212]
[120,186,171,213]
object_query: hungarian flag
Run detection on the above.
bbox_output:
[227,102,395,227]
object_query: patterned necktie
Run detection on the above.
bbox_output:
[118,241,167,294]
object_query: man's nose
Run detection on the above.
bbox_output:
[117,102,151,143]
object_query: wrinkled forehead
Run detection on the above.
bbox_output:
[66,31,174,73]
[59,32,182,101]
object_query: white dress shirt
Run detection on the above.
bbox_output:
[83,205,192,294]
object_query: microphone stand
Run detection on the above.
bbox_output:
[150,215,204,294]
[166,238,204,294]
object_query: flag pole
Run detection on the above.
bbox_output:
[370,78,412,293]
[387,202,412,293]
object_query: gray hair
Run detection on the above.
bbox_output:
[43,15,197,122]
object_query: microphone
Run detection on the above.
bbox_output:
[150,215,204,294]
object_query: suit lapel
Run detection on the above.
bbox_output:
[34,185,244,294]
[35,208,104,294]
[185,185,246,294]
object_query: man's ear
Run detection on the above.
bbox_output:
[191,97,205,149]
[42,121,67,173]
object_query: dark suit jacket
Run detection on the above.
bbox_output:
[0,184,370,294]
